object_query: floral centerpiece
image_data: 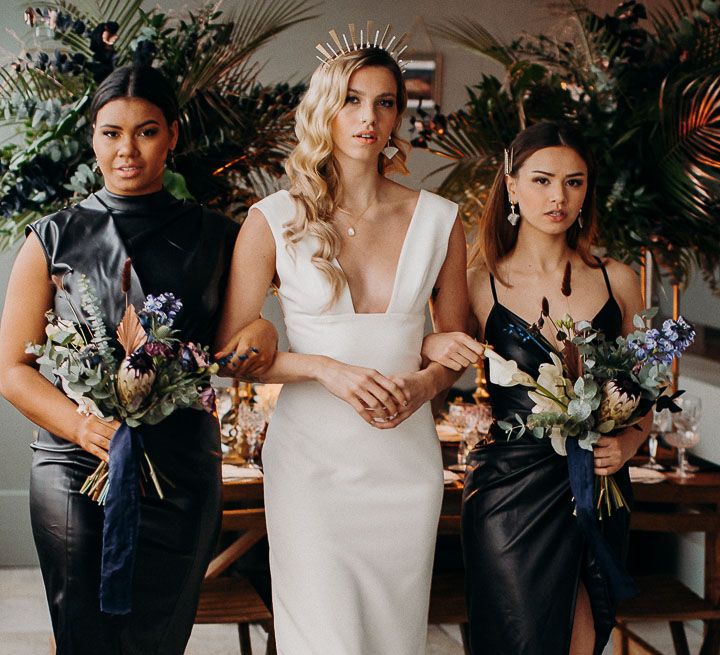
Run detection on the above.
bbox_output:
[484,302,695,599]
[26,259,218,614]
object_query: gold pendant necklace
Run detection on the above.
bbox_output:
[336,197,377,237]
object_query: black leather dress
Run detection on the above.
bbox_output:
[463,263,632,655]
[26,188,239,654]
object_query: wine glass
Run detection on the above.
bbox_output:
[237,402,267,469]
[665,394,702,478]
[446,403,482,471]
[641,408,671,470]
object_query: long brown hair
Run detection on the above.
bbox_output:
[469,121,599,285]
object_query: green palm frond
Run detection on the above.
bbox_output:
[430,18,516,68]
[651,0,700,39]
[657,74,720,222]
[176,0,317,105]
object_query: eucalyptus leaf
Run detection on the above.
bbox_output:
[568,399,592,421]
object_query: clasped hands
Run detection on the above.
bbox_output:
[317,331,485,429]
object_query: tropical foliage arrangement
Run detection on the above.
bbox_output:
[411,0,720,292]
[0,0,316,250]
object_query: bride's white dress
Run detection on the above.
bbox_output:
[253,189,457,655]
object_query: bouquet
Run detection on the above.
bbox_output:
[486,304,694,514]
[26,261,218,614]
[484,301,695,600]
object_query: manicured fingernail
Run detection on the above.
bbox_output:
[217,354,233,366]
[238,354,248,361]
[250,347,260,354]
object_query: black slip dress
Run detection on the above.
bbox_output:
[462,260,632,655]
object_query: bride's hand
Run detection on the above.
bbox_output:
[422,332,484,371]
[315,359,408,426]
[215,318,278,378]
[372,370,436,430]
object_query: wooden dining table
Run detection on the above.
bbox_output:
[217,451,720,625]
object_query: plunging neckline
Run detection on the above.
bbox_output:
[334,190,425,315]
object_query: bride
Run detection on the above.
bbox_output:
[216,25,474,655]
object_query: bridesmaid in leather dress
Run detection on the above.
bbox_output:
[0,65,277,654]
[423,122,650,654]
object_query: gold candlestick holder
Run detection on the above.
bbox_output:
[472,361,490,403]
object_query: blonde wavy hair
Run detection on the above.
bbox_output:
[284,48,410,306]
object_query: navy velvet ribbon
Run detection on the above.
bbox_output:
[100,421,143,615]
[565,438,637,601]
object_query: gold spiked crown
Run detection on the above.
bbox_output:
[315,21,410,71]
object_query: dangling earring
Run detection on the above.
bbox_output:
[577,208,584,229]
[507,202,520,226]
[383,137,399,160]
[92,160,101,175]
[166,150,176,170]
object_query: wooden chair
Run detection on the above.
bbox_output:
[615,575,720,655]
[195,507,276,655]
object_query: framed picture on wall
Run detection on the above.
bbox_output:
[404,53,442,109]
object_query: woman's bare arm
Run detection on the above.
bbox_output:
[0,234,119,460]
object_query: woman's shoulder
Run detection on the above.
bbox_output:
[598,256,642,313]
[467,261,494,325]
[194,202,239,235]
[384,180,458,215]
[248,189,295,226]
[27,202,96,240]
[599,256,639,290]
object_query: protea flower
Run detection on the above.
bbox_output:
[598,380,640,425]
[116,350,156,412]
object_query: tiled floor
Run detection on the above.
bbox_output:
[0,567,704,654]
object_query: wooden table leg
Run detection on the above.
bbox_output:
[669,621,690,655]
[707,524,720,606]
[699,620,720,655]
[238,623,252,655]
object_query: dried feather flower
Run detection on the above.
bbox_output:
[121,258,132,295]
[561,261,572,297]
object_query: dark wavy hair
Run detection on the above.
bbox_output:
[469,121,599,284]
[89,65,179,127]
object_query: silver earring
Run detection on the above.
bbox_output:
[92,160,101,175]
[577,208,584,229]
[383,137,399,160]
[507,202,520,226]
[166,150,176,170]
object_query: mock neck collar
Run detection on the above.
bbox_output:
[94,187,175,213]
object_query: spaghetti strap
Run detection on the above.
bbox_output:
[595,256,615,300]
[489,273,499,303]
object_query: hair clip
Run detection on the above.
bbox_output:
[503,147,514,175]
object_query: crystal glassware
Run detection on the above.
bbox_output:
[237,402,268,469]
[665,394,702,478]
[641,408,671,470]
[446,402,483,471]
